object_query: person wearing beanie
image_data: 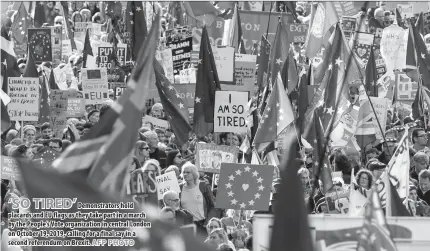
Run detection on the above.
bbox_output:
[368,160,386,180]
[22,125,36,146]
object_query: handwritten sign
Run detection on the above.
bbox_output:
[196,143,239,173]
[166,37,193,75]
[156,172,180,200]
[126,169,157,195]
[73,22,92,42]
[49,90,68,111]
[1,156,22,180]
[179,68,196,84]
[142,116,169,131]
[214,91,249,133]
[66,92,85,117]
[286,23,308,43]
[61,40,72,59]
[50,110,67,138]
[231,54,257,97]
[212,46,235,83]
[50,26,62,67]
[380,25,408,72]
[98,44,127,69]
[81,68,108,105]
[7,77,39,121]
[397,4,414,18]
[156,48,175,83]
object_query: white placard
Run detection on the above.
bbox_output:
[81,68,108,105]
[380,25,408,72]
[91,23,102,36]
[179,68,197,84]
[397,4,414,18]
[142,116,169,131]
[73,22,92,42]
[7,78,39,121]
[156,172,181,200]
[214,91,249,133]
[156,48,175,84]
[212,46,235,83]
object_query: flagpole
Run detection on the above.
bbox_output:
[309,1,370,207]
[265,1,273,40]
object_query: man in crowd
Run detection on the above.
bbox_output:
[412,128,430,157]
[162,190,193,226]
[411,152,429,182]
[143,130,167,169]
[40,122,53,139]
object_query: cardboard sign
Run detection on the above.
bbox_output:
[28,28,53,63]
[195,143,239,173]
[142,116,169,131]
[173,84,195,108]
[396,72,418,101]
[50,26,62,67]
[166,37,193,75]
[98,44,127,69]
[231,54,257,98]
[156,48,175,83]
[179,68,197,84]
[216,163,274,210]
[214,91,249,133]
[7,77,39,121]
[66,92,85,117]
[81,68,109,105]
[397,4,414,18]
[156,172,181,200]
[73,22,92,42]
[1,156,22,180]
[126,169,157,195]
[286,23,308,43]
[212,46,235,84]
[380,25,408,72]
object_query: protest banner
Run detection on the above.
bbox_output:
[214,91,249,133]
[155,172,181,200]
[195,143,239,173]
[28,28,53,63]
[7,77,39,121]
[173,84,195,108]
[142,116,169,131]
[396,72,418,101]
[380,25,408,73]
[81,68,109,105]
[286,23,308,44]
[342,17,356,40]
[397,4,414,18]
[226,54,257,97]
[98,43,127,69]
[126,169,157,195]
[212,46,235,84]
[66,92,85,117]
[178,68,197,84]
[156,48,175,83]
[1,156,22,181]
[216,163,274,210]
[50,26,62,67]
[351,32,374,66]
[73,22,92,42]
[109,82,127,99]
[166,37,193,76]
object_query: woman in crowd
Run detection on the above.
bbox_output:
[134,141,150,166]
[9,145,34,160]
[205,228,234,251]
[180,163,214,238]
[22,125,36,147]
[356,169,373,190]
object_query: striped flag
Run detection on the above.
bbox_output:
[52,13,161,195]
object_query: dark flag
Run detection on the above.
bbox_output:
[234,4,247,54]
[48,69,59,90]
[412,82,423,120]
[10,2,32,45]
[193,26,221,137]
[52,14,161,195]
[1,23,21,78]
[297,66,310,134]
[267,21,289,89]
[154,60,192,146]
[0,64,11,132]
[269,139,314,251]
[182,1,221,27]
[34,146,61,167]
[388,180,411,217]
[281,47,299,93]
[23,52,38,78]
[61,2,77,51]
[34,1,46,27]
[415,12,425,36]
[256,35,271,93]
[365,46,378,97]
[126,1,148,61]
[82,29,93,68]
[38,76,50,124]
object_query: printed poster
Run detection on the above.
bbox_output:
[212,46,235,84]
[109,82,127,99]
[81,68,109,105]
[66,91,85,117]
[228,54,257,98]
[214,91,249,133]
[142,116,169,131]
[7,77,39,121]
[351,32,374,66]
[286,23,308,44]
[97,43,127,69]
[166,36,193,75]
[195,143,239,173]
[28,28,53,63]
[126,169,157,195]
[397,4,414,18]
[1,156,22,180]
[50,26,62,67]
[396,72,418,101]
[342,17,356,40]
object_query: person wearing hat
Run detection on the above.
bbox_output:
[87,110,100,124]
[368,160,386,181]
[411,128,430,158]
[22,125,36,147]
